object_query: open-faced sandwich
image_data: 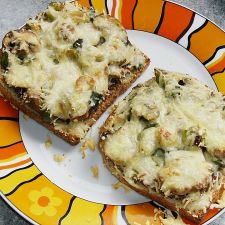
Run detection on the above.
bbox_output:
[0,1,149,144]
[99,68,225,223]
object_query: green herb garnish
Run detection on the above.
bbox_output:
[153,148,165,158]
[41,111,51,123]
[45,12,55,22]
[214,159,225,167]
[1,52,8,70]
[90,91,103,106]
[73,39,83,49]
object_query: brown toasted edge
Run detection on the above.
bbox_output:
[0,45,150,145]
[99,106,224,224]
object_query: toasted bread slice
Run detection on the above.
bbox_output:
[99,68,225,223]
[0,1,150,145]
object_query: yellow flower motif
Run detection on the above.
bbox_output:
[28,187,62,216]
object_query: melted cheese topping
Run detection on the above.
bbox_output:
[105,120,144,164]
[182,190,213,214]
[124,155,160,187]
[159,151,212,196]
[103,68,225,213]
[3,1,145,120]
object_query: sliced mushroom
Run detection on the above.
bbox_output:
[2,31,14,49]
[75,75,96,91]
[3,31,40,53]
[3,31,40,62]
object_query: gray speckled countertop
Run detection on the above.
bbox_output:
[0,0,225,224]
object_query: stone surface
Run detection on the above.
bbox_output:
[0,0,224,224]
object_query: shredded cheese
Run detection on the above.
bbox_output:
[91,165,99,178]
[53,153,65,163]
[80,137,96,158]
[44,135,52,149]
[111,181,130,193]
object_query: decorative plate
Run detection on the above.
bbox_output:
[0,0,225,224]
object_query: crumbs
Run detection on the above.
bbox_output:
[112,181,130,193]
[45,135,52,149]
[80,138,96,158]
[53,153,65,163]
[91,165,99,178]
[23,114,29,121]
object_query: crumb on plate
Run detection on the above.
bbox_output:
[91,165,99,178]
[53,154,65,163]
[45,135,52,149]
[23,114,29,121]
[80,138,96,159]
[111,181,130,193]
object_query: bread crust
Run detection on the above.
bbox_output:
[99,99,224,224]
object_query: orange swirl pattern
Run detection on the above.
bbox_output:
[90,0,108,14]
[207,52,225,75]
[78,0,91,8]
[0,1,225,225]
[7,175,74,225]
[124,203,163,224]
[120,0,137,29]
[0,120,21,147]
[0,97,18,118]
[205,46,225,93]
[0,142,26,163]
[101,205,117,225]
[133,0,164,33]
[155,2,194,42]
[188,22,225,64]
